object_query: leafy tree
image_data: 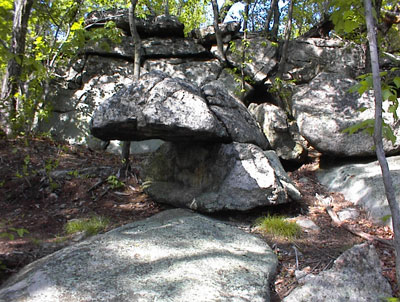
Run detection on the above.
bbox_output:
[0,0,35,135]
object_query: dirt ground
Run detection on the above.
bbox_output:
[0,137,397,300]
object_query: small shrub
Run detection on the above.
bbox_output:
[65,216,110,236]
[255,215,301,239]
[107,175,124,190]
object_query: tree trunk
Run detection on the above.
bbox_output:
[211,0,226,65]
[0,0,35,135]
[220,0,241,22]
[241,2,249,98]
[123,0,142,171]
[270,0,280,41]
[265,0,277,34]
[277,0,294,79]
[364,0,400,290]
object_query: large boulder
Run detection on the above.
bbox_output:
[90,71,269,149]
[249,103,307,162]
[0,209,278,302]
[85,9,184,38]
[292,72,400,157]
[226,36,278,83]
[284,38,366,83]
[317,155,400,229]
[141,142,301,212]
[283,243,392,302]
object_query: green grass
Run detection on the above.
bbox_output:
[255,215,301,239]
[64,216,110,236]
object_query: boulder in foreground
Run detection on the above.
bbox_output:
[0,209,278,302]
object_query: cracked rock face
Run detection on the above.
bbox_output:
[90,71,269,149]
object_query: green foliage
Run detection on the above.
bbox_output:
[64,216,110,236]
[255,215,301,239]
[344,71,400,145]
[0,226,29,241]
[383,298,400,302]
[107,175,125,190]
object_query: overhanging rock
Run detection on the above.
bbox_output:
[90,71,269,150]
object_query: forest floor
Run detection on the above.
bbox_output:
[0,136,397,300]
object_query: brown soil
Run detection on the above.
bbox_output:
[0,137,397,300]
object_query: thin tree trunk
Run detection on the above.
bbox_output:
[241,2,249,97]
[219,0,241,22]
[122,0,142,171]
[270,0,280,41]
[265,0,277,34]
[277,0,294,79]
[1,0,35,135]
[364,0,400,290]
[211,0,226,65]
[163,0,170,16]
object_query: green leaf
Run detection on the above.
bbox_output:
[343,20,359,33]
[394,77,400,89]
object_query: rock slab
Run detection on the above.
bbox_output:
[283,243,392,302]
[0,209,278,302]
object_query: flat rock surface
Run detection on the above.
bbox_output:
[0,209,278,302]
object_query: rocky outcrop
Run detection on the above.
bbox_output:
[292,72,400,157]
[189,22,241,46]
[283,38,366,82]
[317,155,400,229]
[85,9,184,38]
[90,71,269,150]
[249,103,307,162]
[283,243,392,302]
[226,36,278,83]
[0,209,278,302]
[141,142,301,212]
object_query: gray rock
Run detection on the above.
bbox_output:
[202,81,269,150]
[36,56,134,145]
[226,37,278,83]
[292,72,400,157]
[317,155,400,228]
[0,209,278,302]
[85,36,208,59]
[142,38,209,58]
[249,103,307,162]
[141,142,301,212]
[283,243,392,302]
[143,58,221,87]
[85,9,184,38]
[189,21,241,46]
[294,218,320,232]
[284,38,366,82]
[337,208,360,221]
[90,71,269,149]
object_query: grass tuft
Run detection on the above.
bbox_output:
[255,215,301,239]
[65,216,110,236]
